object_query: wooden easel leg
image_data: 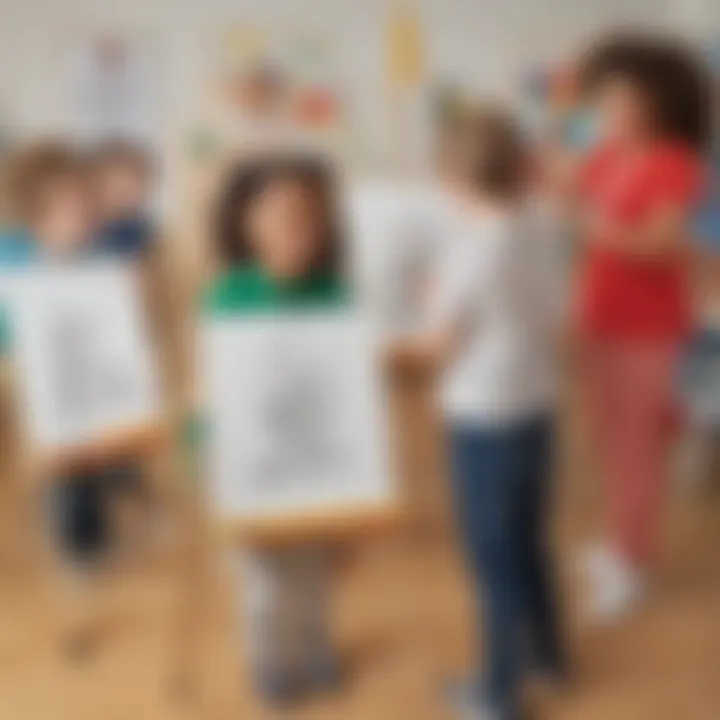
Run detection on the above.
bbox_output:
[21,470,67,655]
[169,481,209,706]
[25,469,104,663]
[391,370,454,713]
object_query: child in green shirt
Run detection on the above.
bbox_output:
[203,154,347,705]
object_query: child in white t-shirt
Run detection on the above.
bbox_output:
[391,108,568,720]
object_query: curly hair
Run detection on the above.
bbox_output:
[580,32,713,150]
[214,153,343,273]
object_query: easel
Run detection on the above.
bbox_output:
[0,251,188,661]
[168,421,408,710]
[0,358,39,581]
[13,415,172,656]
[168,358,453,716]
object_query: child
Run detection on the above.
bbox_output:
[87,139,164,546]
[575,34,711,620]
[203,154,346,704]
[390,109,566,720]
[2,141,110,568]
[89,138,155,259]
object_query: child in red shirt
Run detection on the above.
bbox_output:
[575,34,712,621]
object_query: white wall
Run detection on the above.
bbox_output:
[0,0,696,221]
[0,0,684,137]
[667,0,720,37]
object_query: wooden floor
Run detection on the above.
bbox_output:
[0,424,719,720]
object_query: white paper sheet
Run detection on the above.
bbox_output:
[202,313,393,521]
[1,262,161,450]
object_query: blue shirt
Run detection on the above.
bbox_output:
[0,230,38,353]
[0,229,37,265]
[97,215,154,259]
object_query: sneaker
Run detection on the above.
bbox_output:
[583,544,646,623]
[580,542,615,579]
[465,705,502,720]
[530,663,573,693]
[456,699,501,720]
[444,679,503,720]
[305,649,342,692]
[255,667,301,706]
[444,678,481,715]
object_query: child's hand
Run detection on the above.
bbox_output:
[382,336,439,376]
[383,340,421,373]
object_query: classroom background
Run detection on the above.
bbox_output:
[0,1,719,719]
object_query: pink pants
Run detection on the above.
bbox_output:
[585,341,681,566]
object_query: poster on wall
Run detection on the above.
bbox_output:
[209,25,345,153]
[519,60,594,150]
[202,313,394,528]
[348,180,443,334]
[0,263,161,452]
[384,5,429,171]
[67,34,161,147]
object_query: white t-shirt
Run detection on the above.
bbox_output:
[348,180,442,334]
[428,197,564,425]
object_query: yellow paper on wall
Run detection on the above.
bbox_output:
[223,27,267,67]
[386,5,425,89]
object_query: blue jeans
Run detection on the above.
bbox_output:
[449,415,564,719]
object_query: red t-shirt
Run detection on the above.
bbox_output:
[578,141,703,341]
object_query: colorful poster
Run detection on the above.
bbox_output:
[215,26,343,135]
[68,35,160,146]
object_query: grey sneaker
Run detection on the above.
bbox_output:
[255,666,301,707]
[445,679,497,720]
[460,701,501,720]
[306,649,342,692]
[444,680,527,720]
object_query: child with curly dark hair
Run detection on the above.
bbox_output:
[575,33,712,621]
[203,153,347,706]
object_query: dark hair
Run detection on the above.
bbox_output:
[580,32,713,150]
[214,153,343,272]
[88,137,154,178]
[5,139,88,223]
[438,106,527,198]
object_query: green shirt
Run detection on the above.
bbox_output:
[203,265,348,316]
